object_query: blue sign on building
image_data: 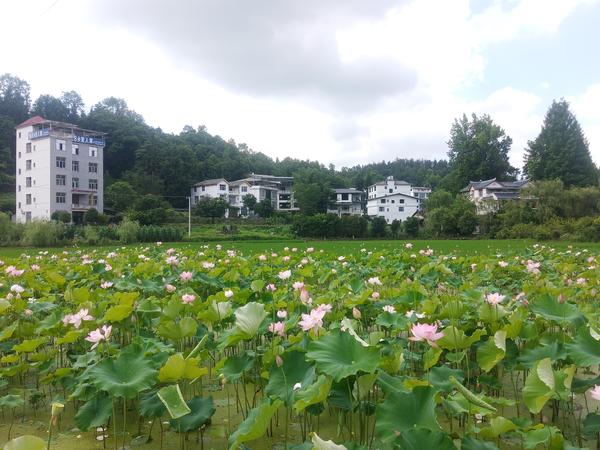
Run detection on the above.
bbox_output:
[29,129,49,139]
[73,135,105,146]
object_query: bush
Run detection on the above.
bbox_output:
[292,214,340,238]
[137,225,184,242]
[0,212,23,245]
[116,218,141,244]
[370,217,387,238]
[51,210,72,223]
[404,217,420,238]
[338,215,368,239]
[22,221,65,247]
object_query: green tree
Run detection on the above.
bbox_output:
[105,181,139,212]
[0,74,31,122]
[31,95,69,121]
[370,216,387,238]
[61,91,85,122]
[242,194,257,215]
[193,197,228,222]
[404,216,420,238]
[446,113,517,192]
[390,219,401,238]
[129,194,171,225]
[524,99,598,187]
[254,199,274,218]
[424,189,453,210]
[293,168,334,215]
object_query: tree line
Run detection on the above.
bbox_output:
[0,73,597,221]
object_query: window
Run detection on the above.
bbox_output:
[72,177,79,188]
[89,179,98,190]
[56,174,66,186]
[26,160,32,170]
[389,189,393,193]
[219,184,226,191]
[18,132,21,139]
[398,207,404,212]
[56,140,65,151]
[380,199,386,204]
[72,160,79,172]
[56,157,66,168]
[26,194,31,205]
[91,195,98,206]
[399,199,405,204]
[379,206,384,212]
[18,152,21,159]
[56,192,66,204]
[26,143,31,153]
[341,193,349,200]
[391,199,395,204]
[72,145,79,155]
[201,186,206,192]
[25,212,31,222]
[241,186,248,193]
[88,162,98,173]
[26,177,31,187]
[89,146,97,157]
[18,185,21,192]
[194,196,199,203]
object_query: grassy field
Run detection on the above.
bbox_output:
[2,238,600,259]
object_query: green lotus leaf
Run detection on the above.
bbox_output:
[65,287,90,304]
[518,342,567,368]
[56,330,83,345]
[102,303,133,322]
[265,350,315,405]
[523,425,564,450]
[294,374,332,413]
[0,394,24,408]
[88,344,157,399]
[3,435,46,450]
[392,428,457,450]
[523,358,555,414]
[157,317,197,341]
[229,398,282,450]
[0,299,10,314]
[218,353,255,383]
[583,412,600,437]
[461,436,499,450]
[438,327,486,351]
[306,331,381,382]
[529,294,582,323]
[198,301,233,323]
[74,394,112,431]
[375,386,440,444]
[311,432,348,450]
[13,338,46,353]
[157,384,191,419]
[565,327,600,367]
[476,330,507,372]
[139,390,166,418]
[234,302,267,338]
[478,416,518,439]
[158,353,207,382]
[169,396,215,432]
[428,366,464,393]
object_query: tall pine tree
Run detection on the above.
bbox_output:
[524,99,598,187]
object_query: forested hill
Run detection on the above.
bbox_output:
[0,74,450,209]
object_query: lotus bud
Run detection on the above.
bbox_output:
[275,355,283,367]
[557,294,565,304]
[352,307,361,319]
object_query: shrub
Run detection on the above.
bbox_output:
[22,221,65,247]
[292,214,340,238]
[0,212,23,245]
[338,215,368,239]
[404,217,420,238]
[51,210,72,223]
[137,225,184,242]
[116,218,141,244]
[370,217,387,238]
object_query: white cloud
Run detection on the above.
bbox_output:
[570,84,600,163]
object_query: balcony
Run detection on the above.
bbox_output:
[72,203,92,211]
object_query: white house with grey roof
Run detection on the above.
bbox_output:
[366,176,420,223]
[328,188,365,217]
[461,178,530,214]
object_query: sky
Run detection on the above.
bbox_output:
[2,0,600,170]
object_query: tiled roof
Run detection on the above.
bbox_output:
[15,116,46,129]
[193,178,227,186]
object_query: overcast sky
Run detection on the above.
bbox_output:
[2,0,600,169]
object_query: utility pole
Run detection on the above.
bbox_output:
[187,196,191,238]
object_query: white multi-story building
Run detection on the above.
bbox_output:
[328,188,364,217]
[191,174,298,216]
[366,176,420,223]
[410,186,432,211]
[15,116,105,223]
[461,178,530,214]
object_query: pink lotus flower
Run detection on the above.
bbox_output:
[10,284,24,294]
[166,248,176,255]
[278,270,291,280]
[526,260,540,274]
[382,305,396,314]
[165,256,179,266]
[371,291,380,299]
[409,323,444,346]
[589,385,600,401]
[292,281,305,290]
[266,283,277,292]
[277,310,288,319]
[165,284,176,293]
[181,293,196,304]
[100,281,113,289]
[576,277,586,285]
[498,261,508,268]
[224,289,234,298]
[202,261,215,269]
[5,266,24,277]
[85,325,112,349]
[405,243,413,249]
[368,277,382,286]
[315,304,332,315]
[63,308,94,329]
[300,288,312,305]
[179,271,193,282]
[352,307,361,319]
[268,321,285,337]
[24,309,33,316]
[486,292,505,305]
[258,254,267,261]
[31,264,40,271]
[299,304,332,332]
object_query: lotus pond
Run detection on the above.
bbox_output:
[1,242,600,450]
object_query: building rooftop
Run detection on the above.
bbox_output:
[461,178,528,192]
[15,116,106,135]
[193,178,228,186]
[333,188,364,194]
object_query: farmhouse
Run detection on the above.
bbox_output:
[327,188,365,217]
[366,176,423,223]
[14,116,105,224]
[461,178,530,214]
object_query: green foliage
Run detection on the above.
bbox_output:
[404,216,420,238]
[21,220,65,246]
[116,217,141,243]
[0,211,22,244]
[446,113,517,193]
[193,197,229,221]
[294,168,334,215]
[105,181,139,212]
[253,199,274,218]
[50,210,72,223]
[524,99,598,187]
[129,194,172,225]
[425,194,477,237]
[370,216,387,238]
